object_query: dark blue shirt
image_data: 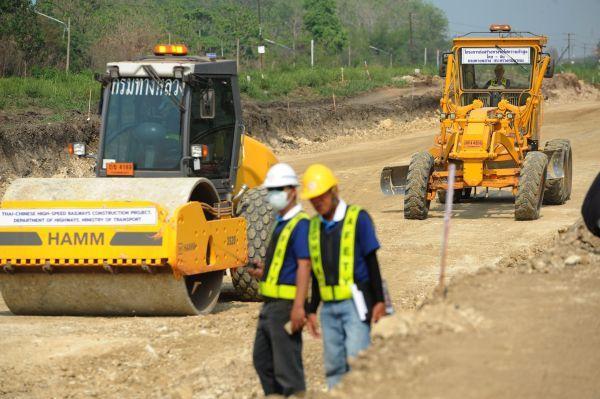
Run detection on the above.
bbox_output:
[271,217,310,285]
[320,209,380,283]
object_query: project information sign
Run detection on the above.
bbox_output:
[461,47,530,64]
[0,207,158,227]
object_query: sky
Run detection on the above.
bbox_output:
[428,0,600,58]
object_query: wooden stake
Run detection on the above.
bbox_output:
[364,60,371,80]
[332,93,337,112]
[87,88,92,121]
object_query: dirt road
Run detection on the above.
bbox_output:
[0,99,599,398]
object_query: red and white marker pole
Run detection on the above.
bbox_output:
[437,163,456,297]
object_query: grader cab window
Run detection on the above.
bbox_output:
[190,78,236,180]
[103,78,184,170]
[460,47,533,106]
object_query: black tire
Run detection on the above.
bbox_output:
[232,187,275,300]
[436,189,462,204]
[404,151,434,220]
[543,139,573,205]
[462,187,473,200]
[515,151,548,221]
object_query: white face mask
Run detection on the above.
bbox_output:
[267,190,290,211]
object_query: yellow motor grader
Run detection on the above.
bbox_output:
[0,45,277,315]
[381,25,572,220]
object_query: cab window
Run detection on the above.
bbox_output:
[190,78,236,180]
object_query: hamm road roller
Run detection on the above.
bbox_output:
[381,25,572,220]
[0,44,276,315]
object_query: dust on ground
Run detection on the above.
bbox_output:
[0,74,599,398]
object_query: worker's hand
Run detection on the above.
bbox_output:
[372,302,386,324]
[306,313,321,338]
[290,304,306,333]
[247,260,264,279]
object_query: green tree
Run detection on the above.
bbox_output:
[303,0,347,52]
[0,0,45,74]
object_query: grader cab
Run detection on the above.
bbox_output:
[0,44,276,315]
[381,25,572,220]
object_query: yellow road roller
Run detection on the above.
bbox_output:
[0,44,277,315]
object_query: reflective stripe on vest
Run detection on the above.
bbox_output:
[259,212,309,300]
[491,78,507,86]
[309,205,361,301]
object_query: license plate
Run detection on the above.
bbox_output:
[464,140,483,147]
[106,162,134,176]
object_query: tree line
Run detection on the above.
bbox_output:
[0,0,449,76]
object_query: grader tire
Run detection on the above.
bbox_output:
[232,187,274,300]
[515,151,548,221]
[404,151,434,220]
[436,189,462,204]
[543,139,573,205]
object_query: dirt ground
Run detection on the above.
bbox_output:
[0,81,599,398]
[333,222,600,399]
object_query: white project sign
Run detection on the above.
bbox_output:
[0,207,158,227]
[462,47,530,64]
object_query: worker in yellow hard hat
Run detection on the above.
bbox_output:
[301,164,387,389]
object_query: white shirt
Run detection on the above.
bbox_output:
[279,204,303,221]
[331,199,348,222]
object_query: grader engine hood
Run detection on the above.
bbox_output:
[456,108,495,186]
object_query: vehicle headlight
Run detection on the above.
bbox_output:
[496,112,503,119]
[191,144,203,158]
[72,142,86,157]
[449,113,456,120]
[440,112,447,121]
[506,112,514,119]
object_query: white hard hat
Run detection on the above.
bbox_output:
[263,163,299,188]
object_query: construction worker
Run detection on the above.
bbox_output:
[301,164,386,389]
[249,163,312,397]
[485,64,511,89]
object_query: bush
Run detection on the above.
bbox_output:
[0,70,98,113]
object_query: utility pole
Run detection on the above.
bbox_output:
[257,0,263,72]
[567,33,573,62]
[34,10,71,74]
[66,17,71,74]
[409,12,415,64]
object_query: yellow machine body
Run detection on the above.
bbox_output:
[429,35,551,195]
[235,135,278,195]
[0,200,247,275]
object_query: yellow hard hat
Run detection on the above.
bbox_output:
[301,164,339,200]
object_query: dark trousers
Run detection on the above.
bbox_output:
[253,300,305,396]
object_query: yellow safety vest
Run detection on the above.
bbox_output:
[259,212,309,300]
[308,205,361,301]
[490,78,507,87]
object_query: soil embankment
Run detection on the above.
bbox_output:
[332,222,600,399]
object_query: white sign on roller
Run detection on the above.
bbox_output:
[0,207,158,227]
[462,47,530,64]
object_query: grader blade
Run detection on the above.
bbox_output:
[380,165,409,195]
